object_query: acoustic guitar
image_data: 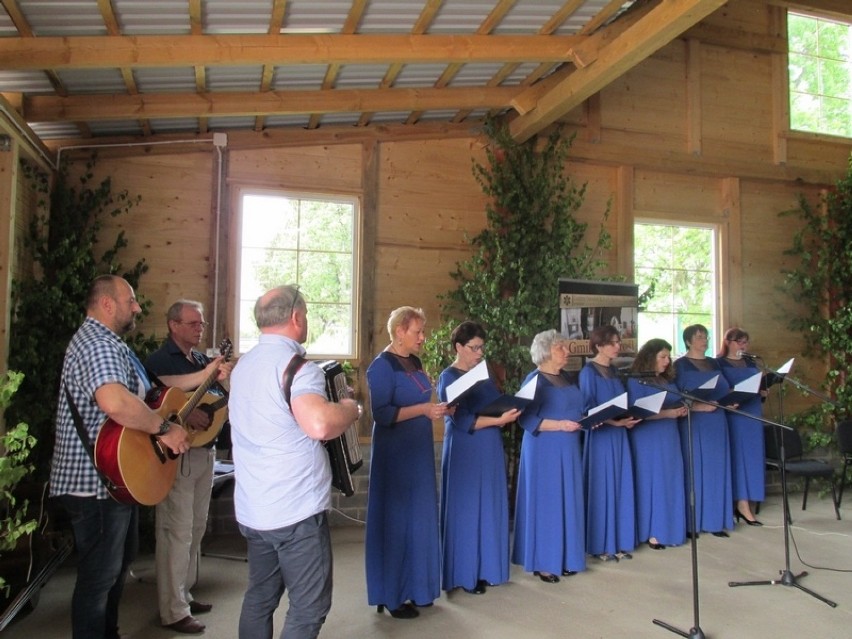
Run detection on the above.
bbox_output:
[94,338,233,506]
[189,391,228,448]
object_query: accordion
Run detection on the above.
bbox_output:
[317,360,364,497]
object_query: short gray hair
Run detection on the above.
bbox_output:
[254,285,305,329]
[530,329,567,366]
[166,300,204,323]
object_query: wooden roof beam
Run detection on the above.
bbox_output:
[0,34,585,69]
[22,86,520,122]
[509,0,729,143]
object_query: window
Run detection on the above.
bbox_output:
[633,223,717,356]
[236,189,359,358]
[788,12,852,137]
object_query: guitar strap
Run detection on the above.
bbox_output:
[280,354,308,411]
[63,385,118,493]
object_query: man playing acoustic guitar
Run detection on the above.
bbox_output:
[50,276,227,639]
[146,300,233,634]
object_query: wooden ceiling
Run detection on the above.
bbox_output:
[0,0,835,147]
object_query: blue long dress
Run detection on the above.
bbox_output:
[512,371,586,575]
[627,378,687,546]
[674,357,734,534]
[579,362,636,556]
[717,358,766,504]
[365,352,441,609]
[437,366,509,591]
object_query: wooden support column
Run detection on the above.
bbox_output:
[358,139,379,436]
[686,38,702,156]
[769,5,789,165]
[0,133,18,378]
[616,165,635,278]
[720,176,742,329]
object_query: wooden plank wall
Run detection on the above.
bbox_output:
[27,0,852,429]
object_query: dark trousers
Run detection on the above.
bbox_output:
[238,511,333,639]
[57,495,138,639]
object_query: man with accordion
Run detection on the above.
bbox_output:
[229,285,362,639]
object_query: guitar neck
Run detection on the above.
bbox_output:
[180,373,218,422]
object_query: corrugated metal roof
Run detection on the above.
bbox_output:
[0,0,693,142]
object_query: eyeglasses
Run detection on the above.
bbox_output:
[175,320,208,329]
[735,338,749,344]
[466,343,484,353]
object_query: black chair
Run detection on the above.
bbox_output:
[835,419,852,510]
[764,425,840,521]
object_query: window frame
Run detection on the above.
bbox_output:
[232,185,361,360]
[786,9,852,139]
[633,220,720,357]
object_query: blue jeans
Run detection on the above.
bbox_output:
[56,495,138,639]
[238,512,333,639]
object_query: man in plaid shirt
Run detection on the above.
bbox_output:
[50,275,224,639]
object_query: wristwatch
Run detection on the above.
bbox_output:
[157,419,171,436]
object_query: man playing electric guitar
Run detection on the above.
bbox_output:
[145,299,233,635]
[50,276,225,639]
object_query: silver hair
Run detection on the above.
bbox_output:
[530,329,567,366]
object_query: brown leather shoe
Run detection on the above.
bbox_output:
[189,600,213,614]
[164,615,206,634]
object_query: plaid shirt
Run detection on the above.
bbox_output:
[49,317,148,499]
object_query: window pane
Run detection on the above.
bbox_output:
[237,190,358,358]
[788,12,852,137]
[634,223,716,356]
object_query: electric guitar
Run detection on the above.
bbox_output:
[94,338,233,506]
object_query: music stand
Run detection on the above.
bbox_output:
[727,359,837,608]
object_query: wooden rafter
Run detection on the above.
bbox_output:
[509,0,729,142]
[0,34,585,69]
[22,86,520,122]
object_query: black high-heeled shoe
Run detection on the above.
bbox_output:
[734,507,763,526]
[711,531,730,538]
[561,570,577,576]
[533,571,560,583]
[648,541,666,550]
[377,603,419,619]
[463,580,487,594]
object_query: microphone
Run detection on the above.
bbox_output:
[618,370,658,378]
[737,350,761,360]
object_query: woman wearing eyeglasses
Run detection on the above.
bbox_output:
[512,329,586,583]
[365,306,450,619]
[716,327,765,526]
[580,325,641,562]
[437,321,520,596]
[674,324,734,537]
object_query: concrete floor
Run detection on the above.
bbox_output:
[3,492,852,639]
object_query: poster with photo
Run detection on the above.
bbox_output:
[559,278,639,371]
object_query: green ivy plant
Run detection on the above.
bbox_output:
[422,119,613,502]
[7,156,158,479]
[780,154,852,446]
[0,371,38,596]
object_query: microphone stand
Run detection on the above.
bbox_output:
[631,379,710,639]
[727,359,838,608]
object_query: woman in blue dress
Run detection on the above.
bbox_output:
[580,325,640,561]
[437,321,520,595]
[674,324,734,536]
[627,338,688,549]
[365,306,450,619]
[716,327,765,526]
[512,329,586,583]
